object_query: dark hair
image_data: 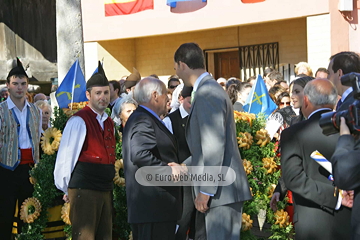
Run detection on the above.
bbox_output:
[315,67,329,76]
[246,76,257,83]
[226,78,241,90]
[263,67,274,78]
[174,43,205,70]
[330,51,360,74]
[6,74,28,84]
[227,83,240,104]
[168,78,180,88]
[268,71,284,82]
[109,80,120,96]
[149,74,159,79]
[292,76,314,89]
[269,85,286,97]
[276,91,290,106]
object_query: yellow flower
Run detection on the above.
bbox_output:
[61,202,71,225]
[234,111,256,126]
[241,213,253,231]
[274,209,290,228]
[41,128,62,155]
[243,159,253,175]
[262,157,277,174]
[268,184,276,198]
[237,132,253,149]
[255,129,271,147]
[114,159,126,187]
[20,197,42,223]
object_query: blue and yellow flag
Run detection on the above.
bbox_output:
[167,0,206,8]
[55,59,87,109]
[243,74,277,117]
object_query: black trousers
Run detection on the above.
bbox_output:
[0,165,34,240]
[131,221,177,240]
[176,186,196,240]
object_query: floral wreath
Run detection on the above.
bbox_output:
[20,197,42,223]
[41,127,62,155]
[114,159,126,187]
[61,202,71,225]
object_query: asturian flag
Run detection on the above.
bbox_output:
[243,74,277,118]
[55,59,87,109]
[167,0,207,8]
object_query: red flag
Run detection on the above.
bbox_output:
[105,0,153,16]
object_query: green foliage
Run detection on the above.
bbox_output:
[235,112,294,239]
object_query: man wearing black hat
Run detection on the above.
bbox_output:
[0,58,42,239]
[54,62,115,239]
[163,86,195,240]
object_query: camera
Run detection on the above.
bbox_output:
[319,72,360,136]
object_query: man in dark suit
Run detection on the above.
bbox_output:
[281,78,352,240]
[331,117,360,240]
[122,77,182,240]
[328,51,360,111]
[174,42,252,240]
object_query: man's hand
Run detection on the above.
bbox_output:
[63,194,70,203]
[341,190,354,208]
[195,192,210,213]
[168,162,187,182]
[340,117,351,136]
[270,192,280,212]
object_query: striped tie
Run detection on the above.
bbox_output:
[336,99,343,110]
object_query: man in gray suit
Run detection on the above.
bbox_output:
[173,42,252,240]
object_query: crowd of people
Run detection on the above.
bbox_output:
[1,45,360,240]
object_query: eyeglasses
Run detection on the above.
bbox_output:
[280,102,291,106]
[169,85,179,89]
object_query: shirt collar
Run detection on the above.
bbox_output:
[89,106,108,123]
[179,104,189,118]
[341,87,353,102]
[308,108,332,119]
[193,72,210,92]
[140,105,163,122]
[6,96,30,111]
[110,97,119,106]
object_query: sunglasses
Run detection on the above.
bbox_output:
[280,102,291,106]
[169,85,179,89]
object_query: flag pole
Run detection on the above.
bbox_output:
[70,59,77,110]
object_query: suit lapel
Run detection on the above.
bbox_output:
[138,106,177,148]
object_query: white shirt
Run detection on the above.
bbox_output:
[193,72,210,92]
[54,107,108,195]
[163,104,189,134]
[0,97,42,148]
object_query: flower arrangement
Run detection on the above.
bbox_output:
[234,111,294,240]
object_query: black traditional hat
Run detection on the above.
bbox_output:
[7,58,28,80]
[86,61,109,89]
[181,86,193,98]
[124,68,141,89]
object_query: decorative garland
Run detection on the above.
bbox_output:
[234,111,294,239]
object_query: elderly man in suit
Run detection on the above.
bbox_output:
[281,78,352,240]
[328,51,360,111]
[173,42,252,240]
[122,77,182,240]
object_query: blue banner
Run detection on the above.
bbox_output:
[55,59,87,109]
[167,0,206,8]
[243,74,277,118]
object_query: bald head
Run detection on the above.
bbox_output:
[302,78,338,118]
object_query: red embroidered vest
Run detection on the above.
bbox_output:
[74,106,116,165]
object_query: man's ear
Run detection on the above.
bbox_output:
[152,91,158,102]
[337,68,343,78]
[303,95,309,109]
[86,90,91,101]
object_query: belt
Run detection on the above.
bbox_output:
[19,148,34,165]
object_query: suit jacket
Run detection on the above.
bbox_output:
[331,135,360,238]
[338,90,355,111]
[122,106,182,223]
[185,75,252,208]
[281,110,352,240]
[233,101,244,112]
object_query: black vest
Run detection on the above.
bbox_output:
[168,109,191,163]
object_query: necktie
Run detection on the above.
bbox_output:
[191,90,196,103]
[336,99,343,110]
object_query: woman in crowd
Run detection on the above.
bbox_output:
[227,81,252,112]
[276,91,291,110]
[35,100,52,132]
[111,96,138,132]
[269,76,315,223]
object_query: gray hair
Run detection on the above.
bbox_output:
[133,77,166,104]
[35,100,52,114]
[303,80,338,106]
[111,95,138,126]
